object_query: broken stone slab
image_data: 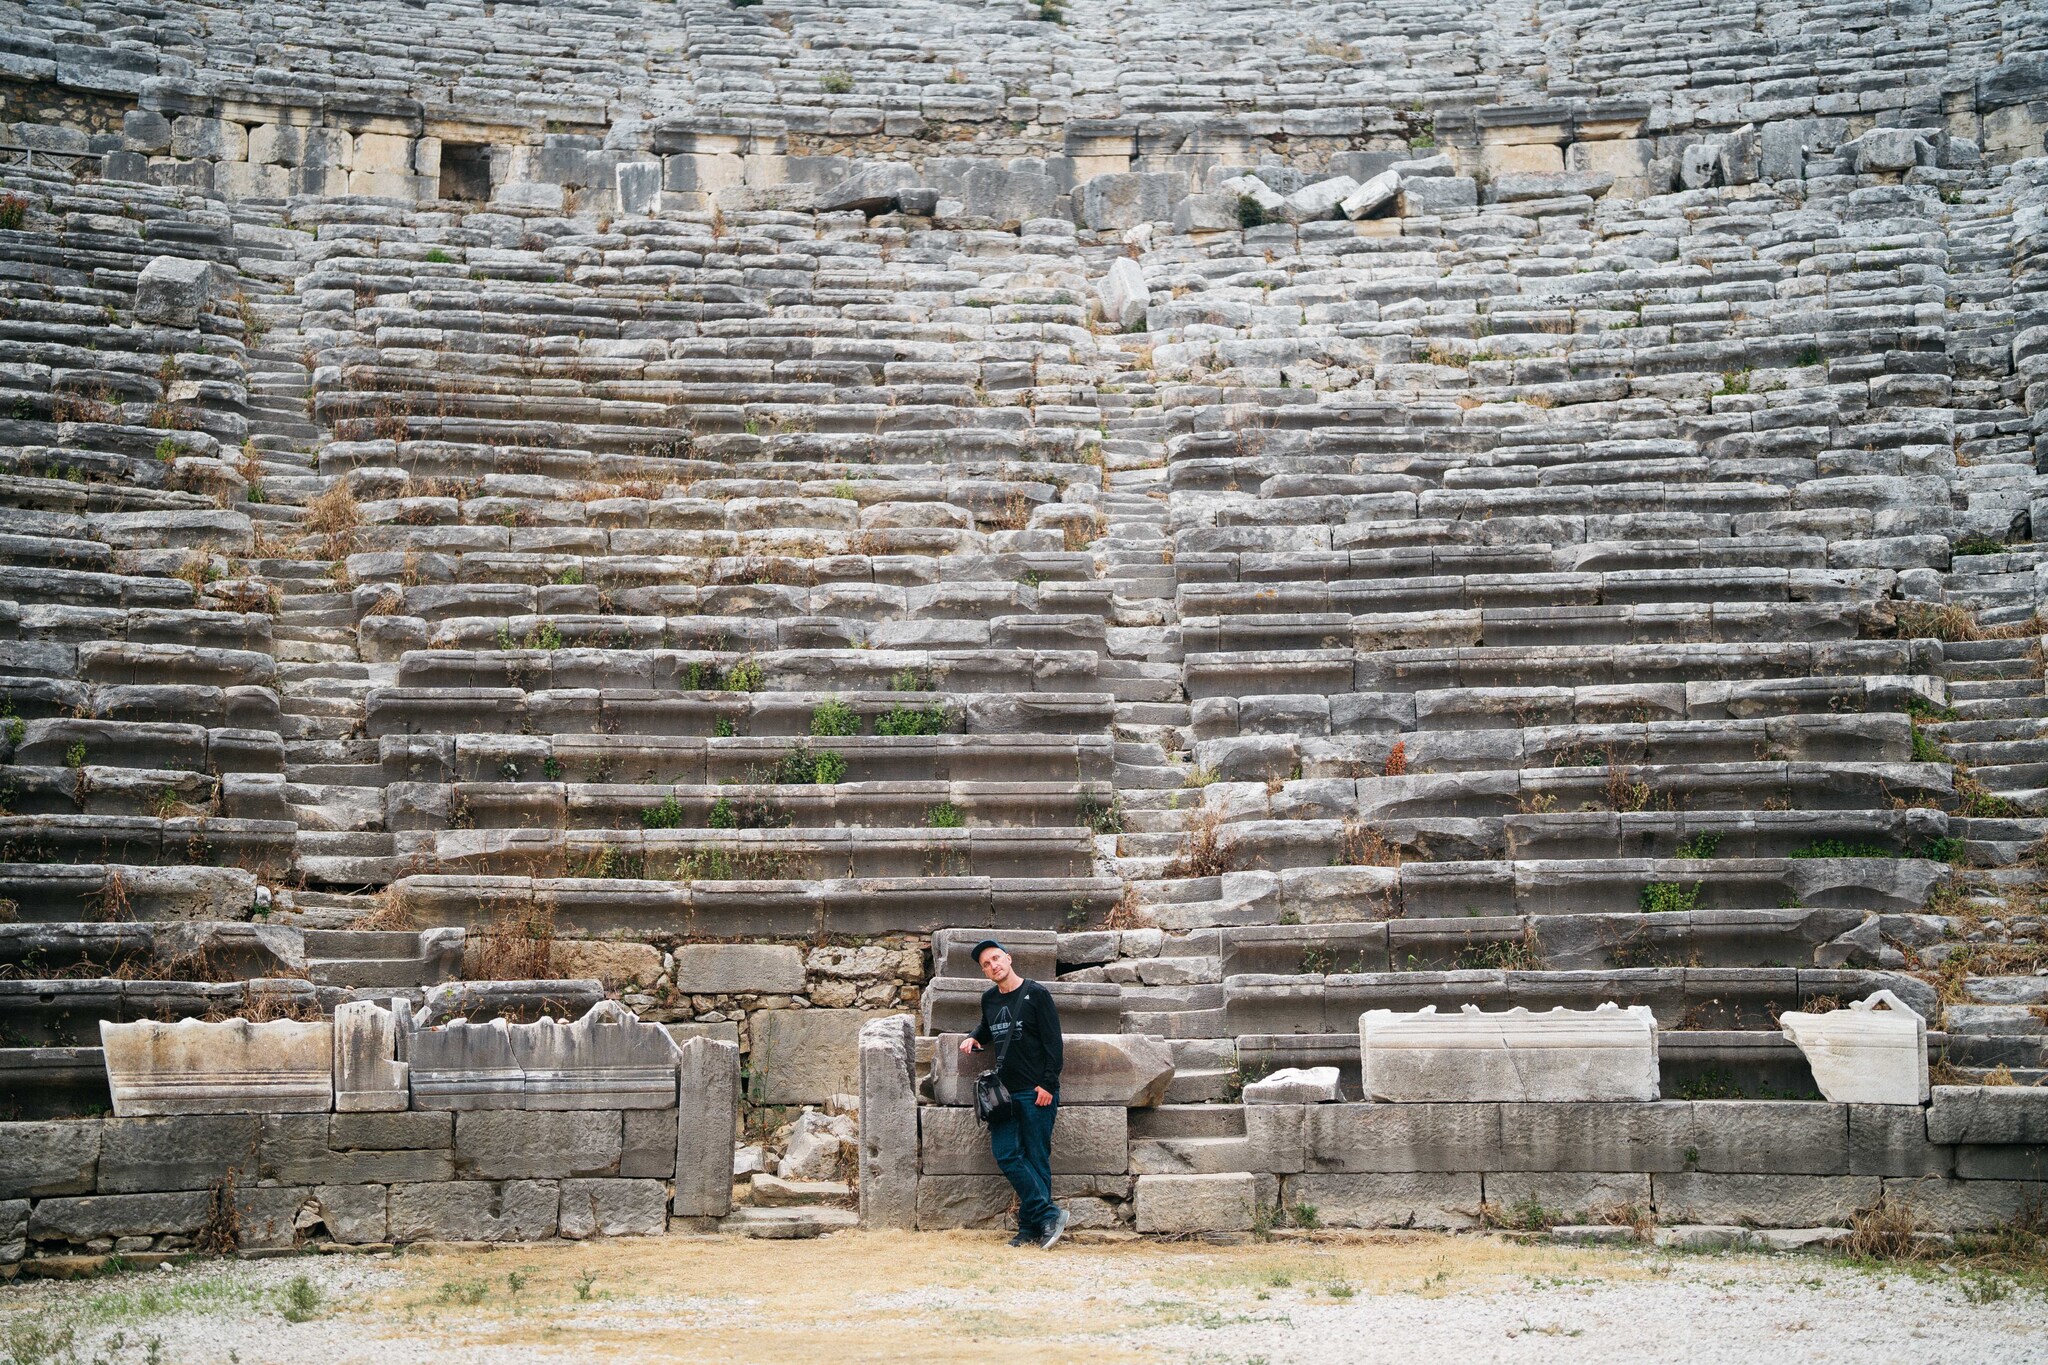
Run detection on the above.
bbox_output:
[135,256,211,328]
[1098,257,1148,331]
[415,980,605,1026]
[1217,175,1286,215]
[817,162,923,214]
[930,1032,1174,1107]
[674,1035,739,1218]
[408,1017,525,1110]
[1778,990,1927,1106]
[1340,170,1400,219]
[1282,176,1358,222]
[333,1000,408,1113]
[1400,176,1478,215]
[857,1014,918,1230]
[1243,1066,1341,1104]
[509,1001,680,1110]
[1360,1004,1659,1103]
[100,1018,333,1116]
[750,1009,882,1105]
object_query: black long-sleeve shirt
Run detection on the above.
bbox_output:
[970,978,1063,1096]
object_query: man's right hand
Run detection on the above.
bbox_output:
[959,1038,983,1053]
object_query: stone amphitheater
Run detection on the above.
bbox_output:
[2,0,2047,1271]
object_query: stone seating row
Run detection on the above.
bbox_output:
[388,780,1109,832]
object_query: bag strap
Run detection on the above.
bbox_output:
[991,983,1026,1069]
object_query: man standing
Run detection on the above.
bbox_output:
[958,938,1068,1249]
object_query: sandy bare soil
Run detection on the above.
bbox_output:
[2,1230,2043,1365]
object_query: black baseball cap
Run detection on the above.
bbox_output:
[970,938,1006,963]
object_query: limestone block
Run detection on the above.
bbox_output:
[1687,1102,1849,1175]
[1304,1103,1502,1173]
[1244,1067,1340,1104]
[1485,143,1564,175]
[1,1199,24,1263]
[1098,257,1148,331]
[256,1113,449,1185]
[244,124,296,166]
[334,1000,408,1113]
[1135,1172,1255,1233]
[409,1017,524,1109]
[352,132,415,176]
[1926,1086,2048,1145]
[1286,1172,1482,1229]
[622,1108,679,1178]
[920,1105,1128,1176]
[29,1191,212,1243]
[170,115,246,161]
[510,1001,679,1110]
[913,1173,1131,1229]
[956,164,1056,222]
[1883,1177,2045,1231]
[238,1184,388,1248]
[134,256,212,329]
[751,1009,881,1104]
[454,1109,622,1179]
[1842,127,1935,174]
[817,162,922,213]
[1780,991,1926,1105]
[671,943,804,994]
[858,1015,919,1229]
[1341,171,1400,219]
[1399,176,1477,215]
[1652,1173,1880,1228]
[930,1033,1173,1107]
[123,109,172,155]
[496,180,566,210]
[347,170,420,199]
[559,1178,668,1237]
[1079,172,1187,230]
[1362,1004,1658,1103]
[1498,1101,1693,1173]
[387,1180,559,1242]
[1483,1172,1650,1222]
[101,1018,332,1116]
[1174,192,1240,232]
[550,941,664,991]
[616,161,662,215]
[0,1120,100,1197]
[675,1035,740,1218]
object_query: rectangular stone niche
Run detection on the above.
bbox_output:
[440,143,492,202]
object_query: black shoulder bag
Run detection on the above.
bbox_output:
[972,996,1019,1124]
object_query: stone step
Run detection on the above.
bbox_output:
[717,1207,858,1239]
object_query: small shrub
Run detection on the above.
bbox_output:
[712,716,737,738]
[810,697,861,737]
[1911,725,1949,763]
[154,436,181,462]
[1382,740,1408,777]
[813,749,847,785]
[1715,368,1751,396]
[555,564,585,585]
[876,703,947,736]
[1795,344,1823,366]
[820,69,853,94]
[1289,1202,1321,1230]
[1953,532,2008,557]
[889,667,929,692]
[1674,832,1720,859]
[925,802,963,828]
[0,193,27,231]
[575,1269,599,1300]
[1639,881,1701,914]
[1236,194,1271,229]
[1078,796,1124,835]
[281,1274,322,1322]
[1791,839,1895,859]
[64,741,86,769]
[424,248,452,264]
[708,797,737,830]
[641,793,687,829]
[724,658,765,692]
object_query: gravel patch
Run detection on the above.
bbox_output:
[0,1234,2041,1364]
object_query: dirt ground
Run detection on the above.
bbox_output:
[2,1230,2044,1365]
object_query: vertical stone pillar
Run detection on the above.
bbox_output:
[858,1014,919,1229]
[673,1036,739,1220]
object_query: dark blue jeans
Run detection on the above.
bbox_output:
[989,1091,1059,1234]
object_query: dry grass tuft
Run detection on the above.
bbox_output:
[1165,807,1235,879]
[465,899,557,979]
[1337,818,1403,867]
[303,482,362,555]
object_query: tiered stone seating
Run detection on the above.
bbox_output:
[1,0,2045,1241]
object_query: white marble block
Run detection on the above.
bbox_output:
[1244,1065,1342,1104]
[512,1000,680,1109]
[408,1016,525,1110]
[101,1018,333,1116]
[334,999,409,1112]
[1779,990,1928,1105]
[1361,1003,1659,1102]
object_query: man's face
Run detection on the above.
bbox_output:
[977,947,1012,982]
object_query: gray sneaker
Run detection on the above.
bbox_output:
[1039,1207,1071,1250]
